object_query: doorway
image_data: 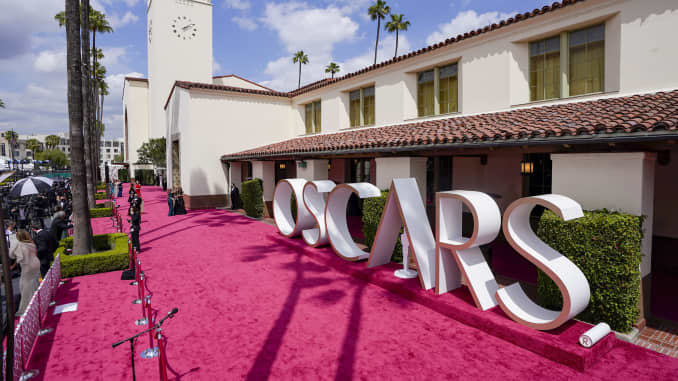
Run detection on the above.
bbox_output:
[172,140,181,188]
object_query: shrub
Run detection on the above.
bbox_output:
[56,233,129,277]
[362,190,402,263]
[118,168,129,182]
[241,178,264,218]
[94,202,111,209]
[96,183,107,191]
[536,210,643,333]
[95,192,108,200]
[134,169,155,185]
[90,207,113,218]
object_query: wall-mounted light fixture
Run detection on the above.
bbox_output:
[520,160,534,176]
[279,162,286,170]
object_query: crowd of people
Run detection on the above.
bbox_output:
[167,187,186,216]
[3,179,73,316]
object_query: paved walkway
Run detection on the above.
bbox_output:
[25,185,678,380]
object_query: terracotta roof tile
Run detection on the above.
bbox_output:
[221,90,678,161]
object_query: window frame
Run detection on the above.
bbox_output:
[417,62,459,117]
[304,100,322,134]
[349,85,376,128]
[528,23,605,102]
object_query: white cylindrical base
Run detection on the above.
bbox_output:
[579,322,611,348]
[394,233,417,279]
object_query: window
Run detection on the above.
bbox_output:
[349,86,375,127]
[529,36,560,101]
[529,24,604,101]
[418,63,458,117]
[417,70,434,116]
[569,24,604,96]
[304,100,321,134]
[439,64,458,114]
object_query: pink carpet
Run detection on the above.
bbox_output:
[25,185,678,380]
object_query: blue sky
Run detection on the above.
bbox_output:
[0,0,552,139]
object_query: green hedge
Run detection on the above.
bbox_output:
[56,233,129,277]
[118,168,129,182]
[362,190,402,263]
[95,192,108,200]
[96,183,107,191]
[536,210,643,333]
[242,178,264,218]
[90,207,113,218]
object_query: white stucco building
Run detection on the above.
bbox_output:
[123,0,678,323]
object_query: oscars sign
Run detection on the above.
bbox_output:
[273,178,590,331]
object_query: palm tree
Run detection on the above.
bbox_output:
[325,62,340,79]
[385,13,410,58]
[368,0,391,65]
[25,138,42,158]
[0,99,4,108]
[46,134,61,150]
[65,0,94,254]
[292,50,309,89]
[3,130,18,166]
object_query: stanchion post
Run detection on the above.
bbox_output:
[146,297,154,348]
[156,329,169,381]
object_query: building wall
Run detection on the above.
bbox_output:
[176,89,293,197]
[147,0,213,140]
[123,80,149,177]
[452,153,523,212]
[212,76,271,91]
[286,0,677,137]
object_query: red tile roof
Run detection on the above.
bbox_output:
[125,76,148,83]
[163,80,291,110]
[220,90,678,161]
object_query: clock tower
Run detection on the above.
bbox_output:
[147,0,213,139]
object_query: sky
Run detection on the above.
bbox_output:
[0,0,554,139]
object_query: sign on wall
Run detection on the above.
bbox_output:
[273,178,590,331]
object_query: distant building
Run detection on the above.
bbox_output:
[0,132,124,164]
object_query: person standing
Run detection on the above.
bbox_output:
[110,179,116,199]
[129,206,141,252]
[167,188,175,216]
[174,187,186,215]
[9,230,40,316]
[32,222,57,278]
[117,179,123,198]
[51,210,73,242]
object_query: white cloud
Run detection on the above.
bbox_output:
[260,2,359,56]
[109,11,139,29]
[426,10,515,46]
[342,34,412,74]
[232,16,257,31]
[34,50,65,73]
[224,0,251,11]
[213,56,222,73]
[99,46,128,68]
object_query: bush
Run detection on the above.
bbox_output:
[241,178,264,218]
[56,233,129,277]
[362,190,402,263]
[536,210,643,333]
[134,169,155,185]
[94,202,111,209]
[118,168,129,182]
[96,183,107,191]
[90,207,113,218]
[95,192,108,200]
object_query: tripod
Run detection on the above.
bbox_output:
[112,308,178,380]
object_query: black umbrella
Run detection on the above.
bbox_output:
[8,176,54,197]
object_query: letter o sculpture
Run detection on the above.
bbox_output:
[325,183,381,261]
[302,180,336,247]
[273,179,316,237]
[496,194,590,330]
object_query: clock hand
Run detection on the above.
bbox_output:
[182,23,195,31]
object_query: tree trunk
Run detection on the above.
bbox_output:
[298,62,301,89]
[1,208,15,381]
[68,0,94,255]
[395,29,399,58]
[374,18,381,65]
[80,0,95,209]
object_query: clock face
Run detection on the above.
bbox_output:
[172,16,197,40]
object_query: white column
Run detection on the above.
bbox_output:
[551,152,656,277]
[375,157,427,197]
[296,159,329,181]
[252,161,275,202]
